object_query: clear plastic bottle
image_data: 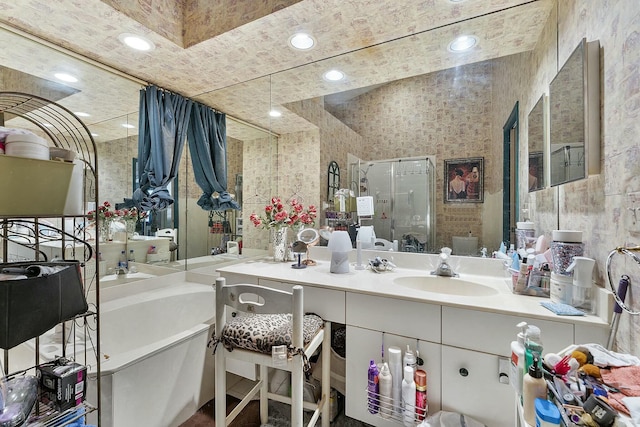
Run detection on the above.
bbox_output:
[524,325,543,375]
[401,366,416,426]
[128,249,135,263]
[118,250,128,270]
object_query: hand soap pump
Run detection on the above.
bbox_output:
[522,356,547,426]
[510,322,528,396]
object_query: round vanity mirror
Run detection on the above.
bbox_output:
[291,240,308,269]
[297,227,320,266]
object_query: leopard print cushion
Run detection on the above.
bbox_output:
[220,313,324,354]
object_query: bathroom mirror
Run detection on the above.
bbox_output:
[527,95,546,192]
[549,38,601,187]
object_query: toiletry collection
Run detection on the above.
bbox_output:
[511,323,639,426]
[366,345,429,426]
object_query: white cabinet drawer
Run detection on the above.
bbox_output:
[442,307,574,356]
[346,293,440,342]
[259,278,346,323]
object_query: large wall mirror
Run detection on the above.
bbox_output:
[0,0,560,268]
[527,95,546,192]
[549,38,601,187]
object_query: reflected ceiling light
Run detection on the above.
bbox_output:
[91,133,99,137]
[41,123,53,128]
[269,110,282,118]
[118,33,155,51]
[54,72,78,83]
[122,123,135,129]
[448,35,477,52]
[289,33,315,50]
[74,112,90,117]
[323,69,345,81]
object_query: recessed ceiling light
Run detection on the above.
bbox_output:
[448,35,477,52]
[449,0,466,3]
[323,69,345,82]
[74,112,90,117]
[91,133,99,137]
[122,124,135,129]
[289,33,315,50]
[118,33,155,51]
[41,123,53,128]
[54,73,78,83]
[269,110,282,118]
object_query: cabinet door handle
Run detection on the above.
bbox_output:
[459,368,469,377]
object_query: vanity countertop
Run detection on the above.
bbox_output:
[216,248,610,329]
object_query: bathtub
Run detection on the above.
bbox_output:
[87,271,217,427]
[8,270,218,427]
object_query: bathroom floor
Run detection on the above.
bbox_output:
[180,395,371,426]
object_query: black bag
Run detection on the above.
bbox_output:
[0,261,88,349]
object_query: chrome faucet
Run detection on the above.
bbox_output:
[431,247,458,277]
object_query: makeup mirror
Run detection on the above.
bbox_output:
[297,227,319,266]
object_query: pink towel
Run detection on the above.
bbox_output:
[601,366,640,415]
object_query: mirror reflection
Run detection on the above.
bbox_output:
[528,96,546,192]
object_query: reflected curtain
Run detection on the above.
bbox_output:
[187,103,240,211]
[129,85,193,211]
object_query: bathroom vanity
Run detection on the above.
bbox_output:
[217,248,610,427]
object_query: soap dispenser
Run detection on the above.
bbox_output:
[566,256,595,313]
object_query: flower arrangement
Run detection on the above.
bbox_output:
[250,197,317,229]
[87,201,147,223]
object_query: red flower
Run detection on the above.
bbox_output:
[250,196,318,229]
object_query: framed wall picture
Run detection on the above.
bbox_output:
[444,157,484,203]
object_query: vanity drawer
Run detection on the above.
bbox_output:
[258,279,346,323]
[346,293,441,342]
[442,306,574,357]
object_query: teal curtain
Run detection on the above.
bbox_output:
[129,85,193,211]
[187,103,240,211]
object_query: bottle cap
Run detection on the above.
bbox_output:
[529,356,543,378]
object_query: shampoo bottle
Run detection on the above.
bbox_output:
[522,356,547,426]
[367,360,379,414]
[378,362,392,419]
[510,322,528,396]
[388,346,403,416]
[401,366,416,426]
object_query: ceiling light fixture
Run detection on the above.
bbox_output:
[74,112,90,117]
[118,33,155,51]
[269,110,282,118]
[323,69,345,82]
[289,33,316,50]
[448,35,477,52]
[122,123,135,129]
[54,73,78,83]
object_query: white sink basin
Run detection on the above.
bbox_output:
[393,275,499,297]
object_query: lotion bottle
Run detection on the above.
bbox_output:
[378,362,392,418]
[522,356,547,426]
[401,366,416,426]
[388,346,403,416]
[510,322,528,396]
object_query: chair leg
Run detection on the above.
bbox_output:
[321,322,331,427]
[292,355,304,426]
[260,364,269,425]
[215,348,227,426]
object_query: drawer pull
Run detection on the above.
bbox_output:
[459,368,469,377]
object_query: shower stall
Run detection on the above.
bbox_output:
[350,157,436,253]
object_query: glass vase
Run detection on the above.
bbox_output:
[125,219,136,237]
[98,219,112,242]
[271,227,289,262]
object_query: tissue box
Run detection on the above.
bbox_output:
[38,362,87,412]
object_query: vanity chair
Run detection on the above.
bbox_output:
[213,277,331,427]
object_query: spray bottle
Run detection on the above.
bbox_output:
[403,345,417,374]
[378,362,392,419]
[402,366,416,426]
[367,360,379,414]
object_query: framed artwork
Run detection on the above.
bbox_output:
[444,157,484,203]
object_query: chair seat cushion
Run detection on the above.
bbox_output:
[220,313,324,354]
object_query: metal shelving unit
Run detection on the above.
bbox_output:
[0,92,101,426]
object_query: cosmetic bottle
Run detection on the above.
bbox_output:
[367,360,379,414]
[401,366,416,426]
[510,322,528,396]
[414,369,428,421]
[118,250,128,270]
[378,362,392,419]
[522,357,547,426]
[524,325,543,374]
[403,345,416,374]
[388,346,402,416]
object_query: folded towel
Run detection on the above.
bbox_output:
[601,365,640,415]
[565,343,640,368]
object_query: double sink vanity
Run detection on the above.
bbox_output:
[216,247,611,427]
